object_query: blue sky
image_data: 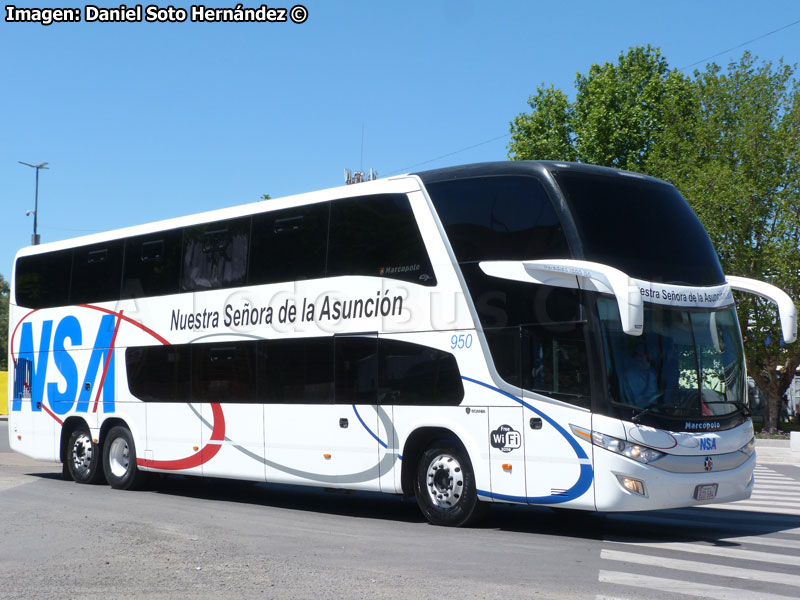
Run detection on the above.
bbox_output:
[2,1,799,279]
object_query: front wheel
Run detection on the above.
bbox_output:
[414,443,487,527]
[102,426,148,490]
[66,427,105,484]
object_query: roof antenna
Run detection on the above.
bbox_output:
[344,124,378,184]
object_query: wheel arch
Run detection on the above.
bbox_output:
[400,426,472,497]
[98,417,135,446]
[59,416,90,464]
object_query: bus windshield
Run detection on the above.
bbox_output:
[597,297,746,422]
[553,170,726,286]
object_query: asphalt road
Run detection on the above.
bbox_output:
[2,421,800,600]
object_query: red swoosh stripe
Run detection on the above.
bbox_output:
[136,403,226,471]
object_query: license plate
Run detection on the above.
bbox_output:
[694,483,718,501]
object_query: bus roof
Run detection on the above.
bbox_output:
[414,160,667,186]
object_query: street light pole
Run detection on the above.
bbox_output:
[19,161,49,245]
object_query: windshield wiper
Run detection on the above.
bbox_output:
[701,400,752,417]
[632,402,662,424]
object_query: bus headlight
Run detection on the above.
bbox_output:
[738,437,755,457]
[570,425,665,464]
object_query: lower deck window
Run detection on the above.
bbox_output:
[125,337,464,406]
[484,324,591,408]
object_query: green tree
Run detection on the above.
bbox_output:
[650,53,800,431]
[0,272,9,371]
[509,45,695,171]
[509,48,800,432]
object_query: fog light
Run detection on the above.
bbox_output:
[616,474,646,496]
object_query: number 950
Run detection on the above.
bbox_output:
[450,333,473,350]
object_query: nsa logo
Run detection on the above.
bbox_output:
[700,437,717,451]
[491,425,522,453]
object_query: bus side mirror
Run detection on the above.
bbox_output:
[479,259,644,336]
[726,275,797,344]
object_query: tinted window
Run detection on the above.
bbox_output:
[181,217,250,291]
[257,337,334,404]
[70,241,124,305]
[553,171,725,285]
[335,336,377,404]
[426,175,569,263]
[122,229,182,298]
[125,337,464,407]
[192,342,256,402]
[461,263,582,328]
[379,339,463,406]
[126,345,191,403]
[485,323,591,408]
[14,250,73,309]
[249,203,329,285]
[521,324,590,405]
[425,175,589,407]
[327,194,436,286]
[483,327,522,387]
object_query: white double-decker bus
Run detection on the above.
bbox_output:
[8,162,797,526]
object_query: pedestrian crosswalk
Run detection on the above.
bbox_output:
[595,465,800,599]
[709,464,800,516]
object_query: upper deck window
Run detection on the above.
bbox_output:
[15,250,73,309]
[13,192,437,310]
[122,229,182,299]
[427,173,579,328]
[553,171,725,286]
[249,202,329,285]
[70,240,124,305]
[327,194,436,286]
[426,175,569,263]
[180,217,250,292]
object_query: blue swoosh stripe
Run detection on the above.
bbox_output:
[462,376,593,504]
[352,405,388,448]
[351,405,403,460]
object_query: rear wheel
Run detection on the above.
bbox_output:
[66,427,105,484]
[102,426,148,490]
[414,443,487,527]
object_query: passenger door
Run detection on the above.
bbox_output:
[488,406,527,501]
[332,334,383,491]
[262,337,340,487]
[521,325,596,509]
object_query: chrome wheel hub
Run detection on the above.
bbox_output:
[71,433,94,475]
[426,454,464,509]
[108,437,131,478]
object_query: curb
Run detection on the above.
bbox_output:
[755,437,799,465]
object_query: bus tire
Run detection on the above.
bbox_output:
[102,426,148,490]
[414,443,487,527]
[66,427,105,484]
